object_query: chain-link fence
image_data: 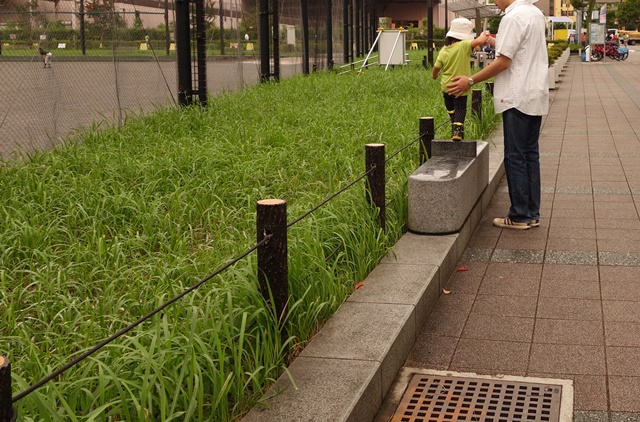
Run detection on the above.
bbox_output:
[0,0,357,160]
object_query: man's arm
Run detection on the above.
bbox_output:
[432,66,440,79]
[446,54,511,97]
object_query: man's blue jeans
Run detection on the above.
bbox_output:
[502,108,542,223]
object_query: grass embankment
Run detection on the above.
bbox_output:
[0,62,499,421]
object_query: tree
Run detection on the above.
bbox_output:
[487,17,502,35]
[134,10,143,29]
[573,0,597,44]
[617,0,640,30]
[85,0,124,42]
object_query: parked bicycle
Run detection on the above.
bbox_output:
[591,42,629,61]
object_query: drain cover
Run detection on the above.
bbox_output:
[391,373,563,422]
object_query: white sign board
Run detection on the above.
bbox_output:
[286,25,296,46]
[378,30,406,66]
[590,23,605,44]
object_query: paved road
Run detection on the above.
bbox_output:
[398,48,640,420]
[0,56,303,160]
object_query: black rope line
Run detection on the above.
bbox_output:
[385,134,422,163]
[436,119,448,131]
[12,234,271,403]
[385,118,449,164]
[287,166,376,228]
[324,241,344,262]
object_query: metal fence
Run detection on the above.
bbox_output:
[0,0,359,161]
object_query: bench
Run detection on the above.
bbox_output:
[408,140,489,234]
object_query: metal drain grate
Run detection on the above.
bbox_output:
[391,373,563,422]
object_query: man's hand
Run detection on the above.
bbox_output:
[446,76,470,97]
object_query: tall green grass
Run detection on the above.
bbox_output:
[1,62,499,421]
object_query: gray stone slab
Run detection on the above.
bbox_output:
[461,247,493,262]
[380,232,456,267]
[574,411,609,422]
[408,141,489,234]
[612,412,640,422]
[348,263,440,330]
[545,250,598,265]
[593,187,631,195]
[242,356,381,422]
[491,248,545,264]
[599,252,640,266]
[431,139,478,157]
[300,301,415,396]
[555,187,593,194]
[454,214,473,261]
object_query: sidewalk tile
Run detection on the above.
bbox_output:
[601,282,640,301]
[528,344,606,375]
[533,319,603,345]
[605,322,640,347]
[542,264,599,281]
[603,300,640,323]
[404,333,457,369]
[471,295,537,318]
[537,297,603,321]
[540,279,601,300]
[600,266,640,282]
[609,376,640,412]
[450,338,529,374]
[461,314,534,342]
[607,347,640,376]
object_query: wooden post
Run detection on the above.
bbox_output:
[419,117,434,163]
[365,144,385,231]
[326,0,333,69]
[0,357,16,422]
[301,0,309,75]
[471,89,482,120]
[256,199,288,338]
[486,81,494,96]
[175,0,192,105]
[194,0,207,105]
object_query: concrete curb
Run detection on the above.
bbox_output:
[243,129,505,422]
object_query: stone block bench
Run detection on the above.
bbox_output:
[408,140,489,234]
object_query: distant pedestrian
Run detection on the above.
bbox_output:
[38,47,52,68]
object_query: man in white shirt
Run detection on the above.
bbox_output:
[447,0,549,230]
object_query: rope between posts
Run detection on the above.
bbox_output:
[287,166,376,228]
[385,135,422,162]
[11,234,271,403]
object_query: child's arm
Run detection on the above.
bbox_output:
[432,66,440,79]
[471,31,490,50]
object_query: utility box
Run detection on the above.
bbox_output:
[379,30,407,66]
